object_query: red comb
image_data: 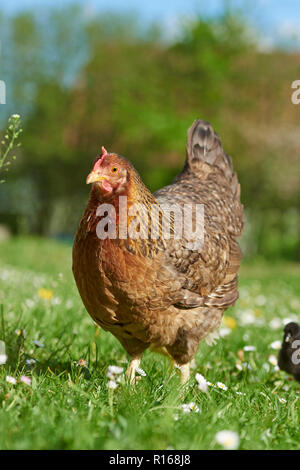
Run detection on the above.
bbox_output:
[101,146,108,157]
[92,146,108,169]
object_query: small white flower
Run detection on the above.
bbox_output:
[181,402,199,413]
[181,404,192,413]
[20,375,32,386]
[278,397,287,404]
[270,340,281,350]
[219,328,231,338]
[236,363,243,371]
[26,358,36,366]
[215,430,240,450]
[268,354,278,366]
[0,354,7,365]
[195,373,208,393]
[243,345,256,352]
[107,380,118,390]
[255,295,266,306]
[25,299,35,308]
[189,402,200,413]
[136,367,146,377]
[6,375,17,385]
[106,371,116,380]
[66,300,74,309]
[216,382,228,391]
[240,311,256,326]
[33,340,45,348]
[270,318,282,330]
[11,114,20,119]
[108,365,124,375]
[116,374,124,383]
[51,296,61,306]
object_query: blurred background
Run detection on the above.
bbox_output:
[0,0,300,261]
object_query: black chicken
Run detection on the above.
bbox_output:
[278,322,300,382]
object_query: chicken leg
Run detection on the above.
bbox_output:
[126,355,142,384]
[178,363,190,384]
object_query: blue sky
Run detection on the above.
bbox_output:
[2,0,300,48]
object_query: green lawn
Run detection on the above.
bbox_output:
[0,236,300,450]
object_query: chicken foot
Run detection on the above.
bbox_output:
[177,362,190,384]
[126,356,142,385]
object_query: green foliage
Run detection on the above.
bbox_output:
[0,4,299,258]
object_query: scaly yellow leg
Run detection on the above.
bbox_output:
[126,356,141,385]
[178,363,190,384]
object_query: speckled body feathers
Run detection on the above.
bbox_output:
[72,120,244,365]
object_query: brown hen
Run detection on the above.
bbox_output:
[72,120,244,383]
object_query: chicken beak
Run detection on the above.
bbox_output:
[86,172,106,184]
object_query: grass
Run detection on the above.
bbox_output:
[0,236,300,450]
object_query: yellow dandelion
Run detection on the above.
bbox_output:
[223,316,237,330]
[254,308,262,317]
[37,288,53,300]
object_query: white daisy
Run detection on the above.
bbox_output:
[216,382,228,391]
[195,373,208,393]
[268,355,278,366]
[6,376,17,385]
[20,375,32,386]
[181,402,199,413]
[26,358,36,366]
[255,295,266,306]
[219,328,231,338]
[108,365,124,375]
[0,354,7,365]
[215,430,240,450]
[136,367,146,377]
[278,397,287,404]
[270,318,282,330]
[107,380,118,390]
[270,340,281,350]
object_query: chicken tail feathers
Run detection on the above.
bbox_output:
[186,120,234,182]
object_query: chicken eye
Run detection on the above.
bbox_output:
[111,167,118,173]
